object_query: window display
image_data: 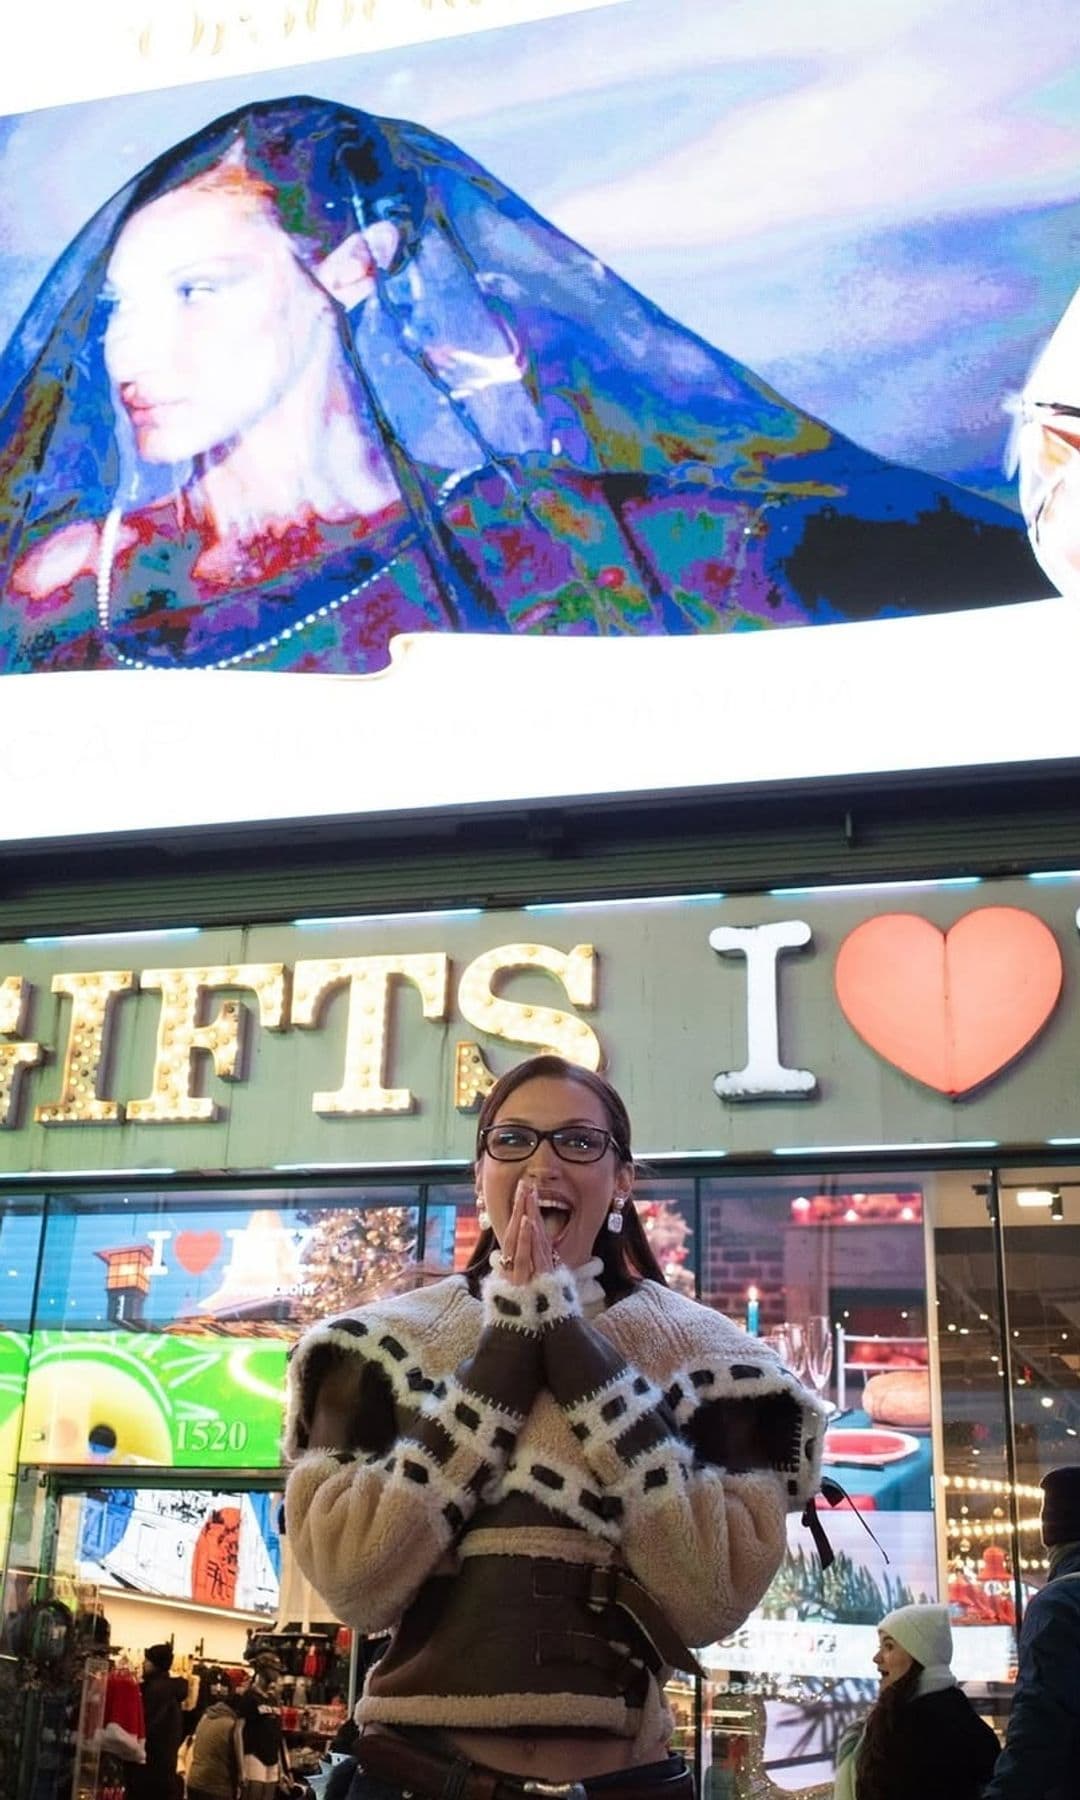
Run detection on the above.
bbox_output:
[0,1157,1075,1792]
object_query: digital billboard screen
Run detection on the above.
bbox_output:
[2,0,1080,842]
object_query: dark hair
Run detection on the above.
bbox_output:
[465,1054,666,1298]
[854,1661,922,1800]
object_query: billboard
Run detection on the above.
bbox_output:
[2,0,1080,841]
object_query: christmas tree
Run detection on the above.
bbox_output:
[761,1545,922,1624]
[294,1205,418,1324]
[637,1197,695,1295]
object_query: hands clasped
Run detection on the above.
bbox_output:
[495,1177,561,1284]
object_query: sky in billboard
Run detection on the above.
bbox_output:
[2,0,1080,836]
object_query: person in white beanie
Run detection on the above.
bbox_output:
[833,1603,999,1800]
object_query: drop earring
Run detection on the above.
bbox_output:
[476,1201,491,1232]
[607,1197,626,1235]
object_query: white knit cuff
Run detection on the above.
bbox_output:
[480,1266,582,1334]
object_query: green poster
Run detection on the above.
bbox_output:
[0,1332,29,1478]
[21,1331,287,1469]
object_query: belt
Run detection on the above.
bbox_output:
[356,1730,695,1800]
[531,1562,707,1681]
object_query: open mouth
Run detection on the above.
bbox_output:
[537,1198,571,1243]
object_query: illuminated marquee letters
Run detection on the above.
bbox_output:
[291,954,449,1114]
[454,942,600,1110]
[16,906,1062,1134]
[35,970,135,1125]
[127,964,288,1124]
[0,976,43,1128]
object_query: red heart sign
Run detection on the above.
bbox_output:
[174,1229,223,1275]
[835,908,1062,1096]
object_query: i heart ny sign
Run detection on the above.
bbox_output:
[834,908,1063,1096]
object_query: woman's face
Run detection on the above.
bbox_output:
[873,1631,914,1687]
[103,183,333,464]
[477,1074,630,1270]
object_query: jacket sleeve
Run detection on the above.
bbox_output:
[284,1272,558,1630]
[983,1583,1080,1799]
[542,1291,821,1648]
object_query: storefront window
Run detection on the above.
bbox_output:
[0,1203,44,1569]
[15,1187,420,1476]
[698,1172,936,1793]
[1,1158,1074,1797]
[933,1167,1080,1696]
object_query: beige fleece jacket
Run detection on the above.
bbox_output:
[284,1268,825,1738]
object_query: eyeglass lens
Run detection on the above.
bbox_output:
[484,1126,610,1163]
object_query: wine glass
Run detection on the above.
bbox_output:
[785,1320,808,1382]
[763,1325,793,1367]
[764,1323,807,1381]
[803,1314,834,1405]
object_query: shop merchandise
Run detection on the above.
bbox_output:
[240,1629,350,1783]
[0,1579,105,1800]
[98,1657,146,1763]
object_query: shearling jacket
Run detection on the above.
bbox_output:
[284,1266,825,1755]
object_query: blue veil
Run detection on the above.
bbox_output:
[0,97,1048,672]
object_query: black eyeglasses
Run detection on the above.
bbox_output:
[479,1124,620,1164]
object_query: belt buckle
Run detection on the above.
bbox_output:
[585,1565,616,1614]
[521,1782,588,1800]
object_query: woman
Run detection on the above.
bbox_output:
[0,98,1044,674]
[284,1052,825,1800]
[833,1603,999,1800]
[185,1668,243,1800]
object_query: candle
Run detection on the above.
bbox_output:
[746,1286,760,1336]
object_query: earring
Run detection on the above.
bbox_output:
[607,1197,626,1235]
[476,1202,491,1232]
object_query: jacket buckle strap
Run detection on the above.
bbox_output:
[593,1568,707,1681]
[584,1566,618,1613]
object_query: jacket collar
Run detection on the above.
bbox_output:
[1049,1540,1080,1579]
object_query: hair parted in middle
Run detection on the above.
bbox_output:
[466,1052,667,1297]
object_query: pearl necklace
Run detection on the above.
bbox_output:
[94,502,411,672]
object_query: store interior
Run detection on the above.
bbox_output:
[0,1475,360,1800]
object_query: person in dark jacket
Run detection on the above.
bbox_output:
[984,1463,1080,1799]
[128,1642,187,1800]
[186,1668,243,1800]
[833,1603,999,1800]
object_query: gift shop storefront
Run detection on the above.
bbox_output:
[1,871,1078,1795]
[4,0,1080,1794]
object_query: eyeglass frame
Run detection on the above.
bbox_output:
[477,1123,625,1165]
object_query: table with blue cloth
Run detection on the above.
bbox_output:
[821,1410,932,1511]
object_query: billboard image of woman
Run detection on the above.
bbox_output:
[0,92,1046,675]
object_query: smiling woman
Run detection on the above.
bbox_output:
[283,1053,826,1800]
